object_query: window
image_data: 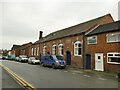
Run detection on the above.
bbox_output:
[37,47,39,56]
[45,56,50,60]
[87,36,97,44]
[107,52,120,64]
[58,44,64,56]
[31,48,34,56]
[52,44,56,54]
[43,46,46,55]
[107,33,120,43]
[34,48,37,56]
[74,41,82,56]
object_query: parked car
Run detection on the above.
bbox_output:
[28,57,40,64]
[2,56,8,60]
[7,54,16,60]
[19,55,28,62]
[41,54,66,69]
[117,68,120,82]
[15,57,19,62]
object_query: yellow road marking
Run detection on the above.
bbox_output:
[0,63,37,90]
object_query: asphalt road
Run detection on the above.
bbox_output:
[0,60,22,89]
[1,60,119,89]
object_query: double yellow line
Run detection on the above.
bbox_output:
[0,63,37,90]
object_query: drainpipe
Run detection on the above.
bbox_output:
[82,32,85,69]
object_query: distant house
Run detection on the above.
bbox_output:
[85,21,120,71]
[11,45,21,56]
[11,42,32,57]
[38,14,114,69]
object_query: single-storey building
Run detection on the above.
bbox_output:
[30,31,43,59]
[11,42,32,57]
[11,44,21,56]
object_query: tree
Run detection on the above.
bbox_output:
[2,49,9,56]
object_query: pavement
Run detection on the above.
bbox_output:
[66,66,118,79]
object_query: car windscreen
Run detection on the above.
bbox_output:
[51,55,58,60]
[56,55,63,60]
[30,57,36,59]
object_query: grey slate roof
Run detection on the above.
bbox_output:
[11,45,21,50]
[86,20,120,36]
[33,14,113,44]
[41,14,113,42]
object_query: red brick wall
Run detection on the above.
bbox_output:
[31,44,40,58]
[85,31,120,71]
[40,35,84,68]
[15,43,32,57]
[39,14,114,68]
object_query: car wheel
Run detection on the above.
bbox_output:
[52,64,56,69]
[62,67,66,69]
[41,62,45,67]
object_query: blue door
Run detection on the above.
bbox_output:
[66,51,71,65]
[86,54,91,69]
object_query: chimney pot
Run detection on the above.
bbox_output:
[39,31,43,39]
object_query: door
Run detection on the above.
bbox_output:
[86,54,91,69]
[66,51,71,65]
[95,53,104,71]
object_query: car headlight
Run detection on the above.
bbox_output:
[56,61,59,64]
[64,61,66,64]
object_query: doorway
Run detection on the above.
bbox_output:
[66,51,71,65]
[86,53,91,69]
[95,53,104,71]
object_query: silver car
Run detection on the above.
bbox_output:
[19,55,28,62]
[28,57,40,64]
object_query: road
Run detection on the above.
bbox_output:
[1,60,120,89]
[0,60,22,89]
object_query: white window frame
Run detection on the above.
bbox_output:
[34,48,37,56]
[52,44,56,54]
[43,46,46,55]
[107,52,120,64]
[37,46,39,56]
[31,48,34,56]
[107,33,120,43]
[87,36,97,44]
[74,41,82,56]
[58,44,64,56]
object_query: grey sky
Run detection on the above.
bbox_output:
[0,0,119,50]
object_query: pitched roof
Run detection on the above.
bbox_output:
[86,20,120,36]
[42,14,113,42]
[11,45,21,50]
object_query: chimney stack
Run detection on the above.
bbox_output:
[39,31,43,39]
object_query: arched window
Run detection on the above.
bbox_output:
[37,46,39,56]
[74,41,82,56]
[34,48,37,55]
[58,44,64,56]
[31,48,34,56]
[43,46,46,55]
[52,44,56,54]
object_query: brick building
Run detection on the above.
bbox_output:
[85,21,120,71]
[11,45,21,56]
[11,14,119,71]
[30,31,43,59]
[38,14,114,69]
[11,42,32,57]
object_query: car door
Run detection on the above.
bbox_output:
[45,56,50,65]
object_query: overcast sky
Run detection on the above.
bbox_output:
[0,0,119,50]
